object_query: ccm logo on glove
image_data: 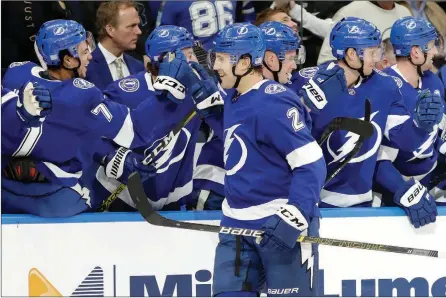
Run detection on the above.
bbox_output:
[277,205,309,231]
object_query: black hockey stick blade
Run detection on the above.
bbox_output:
[128,172,443,258]
[317,116,374,146]
[323,99,372,185]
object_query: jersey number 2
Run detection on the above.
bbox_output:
[91,103,113,122]
[189,1,233,37]
[287,108,305,132]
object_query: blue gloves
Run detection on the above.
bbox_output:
[17,81,52,127]
[101,147,156,185]
[153,49,201,104]
[257,204,309,251]
[189,62,224,118]
[394,178,437,228]
[414,89,444,132]
[300,62,347,113]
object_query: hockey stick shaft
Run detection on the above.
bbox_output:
[97,109,197,212]
[128,172,443,258]
[320,100,372,185]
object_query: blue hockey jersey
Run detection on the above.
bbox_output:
[294,63,433,208]
[159,0,237,50]
[379,66,445,180]
[92,71,202,210]
[220,79,326,229]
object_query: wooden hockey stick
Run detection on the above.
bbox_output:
[128,171,444,258]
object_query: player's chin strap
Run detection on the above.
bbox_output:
[409,52,428,77]
[262,60,282,82]
[231,65,254,89]
[342,57,367,78]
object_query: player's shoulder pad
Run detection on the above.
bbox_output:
[298,66,319,79]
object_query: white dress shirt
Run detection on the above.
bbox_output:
[98,42,130,81]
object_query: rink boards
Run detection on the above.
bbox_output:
[2,207,446,297]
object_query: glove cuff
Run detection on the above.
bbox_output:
[105,147,131,180]
[153,76,186,102]
[394,179,426,208]
[276,203,309,232]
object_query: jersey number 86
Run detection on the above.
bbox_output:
[189,1,233,37]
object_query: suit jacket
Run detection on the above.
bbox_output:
[86,47,145,90]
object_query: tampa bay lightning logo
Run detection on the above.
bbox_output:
[224,124,247,176]
[299,66,319,79]
[347,26,362,34]
[237,26,249,35]
[391,76,403,88]
[53,26,66,35]
[73,78,95,89]
[327,111,381,164]
[158,29,170,37]
[406,20,417,30]
[264,28,276,35]
[9,61,30,68]
[265,84,286,94]
[119,78,140,92]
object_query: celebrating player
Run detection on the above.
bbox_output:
[90,25,205,211]
[374,16,445,208]
[299,17,443,229]
[1,20,198,217]
[206,23,326,296]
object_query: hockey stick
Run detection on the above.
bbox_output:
[97,108,197,212]
[320,99,372,185]
[128,171,443,258]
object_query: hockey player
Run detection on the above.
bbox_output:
[190,21,305,211]
[90,25,204,211]
[374,16,446,207]
[1,20,198,217]
[300,17,443,228]
[203,23,326,296]
[260,21,303,84]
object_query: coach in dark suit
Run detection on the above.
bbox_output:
[86,0,144,90]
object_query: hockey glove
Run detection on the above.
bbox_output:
[17,81,52,127]
[98,147,156,185]
[299,62,347,113]
[414,89,444,132]
[189,62,224,118]
[153,49,200,103]
[258,203,309,251]
[394,178,437,228]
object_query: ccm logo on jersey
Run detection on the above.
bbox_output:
[277,205,309,231]
[268,288,299,295]
[302,79,327,109]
